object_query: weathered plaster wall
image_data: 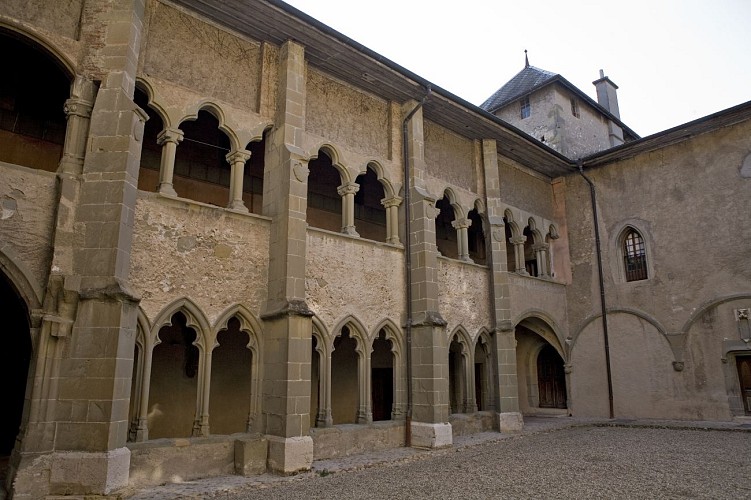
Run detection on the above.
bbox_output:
[551,88,610,159]
[306,69,390,159]
[424,121,476,192]
[437,258,491,338]
[498,158,555,220]
[0,163,56,296]
[508,275,568,338]
[129,194,270,323]
[142,1,261,112]
[305,229,404,333]
[495,88,558,150]
[565,119,751,419]
[0,0,83,41]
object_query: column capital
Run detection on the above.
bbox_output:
[157,127,184,145]
[226,149,251,164]
[451,218,471,230]
[63,97,93,119]
[336,182,360,197]
[532,242,549,252]
[510,236,527,246]
[381,196,402,209]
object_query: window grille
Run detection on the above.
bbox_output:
[623,230,647,281]
[570,97,580,118]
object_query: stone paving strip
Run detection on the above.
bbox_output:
[126,417,751,499]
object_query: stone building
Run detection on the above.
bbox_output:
[0,0,749,497]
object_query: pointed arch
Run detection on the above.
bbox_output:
[212,304,263,350]
[513,310,565,358]
[180,100,239,151]
[134,77,171,129]
[150,297,210,352]
[371,318,404,354]
[311,144,350,184]
[362,160,396,199]
[332,315,369,354]
[0,246,43,311]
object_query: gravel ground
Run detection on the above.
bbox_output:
[218,426,751,500]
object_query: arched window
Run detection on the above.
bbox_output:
[623,229,647,282]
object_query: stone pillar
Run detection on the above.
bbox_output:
[337,182,360,236]
[260,40,314,474]
[534,243,550,278]
[403,101,452,448]
[58,78,94,176]
[226,149,251,212]
[156,127,183,196]
[357,343,372,423]
[510,236,528,275]
[481,140,523,433]
[452,218,472,262]
[381,196,402,244]
[315,345,333,428]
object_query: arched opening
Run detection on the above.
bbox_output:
[134,86,163,193]
[307,150,343,233]
[371,330,394,421]
[354,165,387,242]
[148,312,200,439]
[0,34,69,171]
[474,341,489,411]
[0,272,32,480]
[209,317,252,435]
[467,207,486,265]
[523,226,538,277]
[515,319,568,415]
[243,136,266,215]
[435,195,458,259]
[331,326,359,424]
[174,110,232,206]
[448,335,465,414]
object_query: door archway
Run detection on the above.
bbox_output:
[0,272,32,476]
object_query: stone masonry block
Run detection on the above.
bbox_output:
[234,436,268,476]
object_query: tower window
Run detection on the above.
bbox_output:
[623,229,647,281]
[570,97,580,118]
[520,97,530,119]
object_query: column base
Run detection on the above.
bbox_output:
[497,411,524,432]
[410,422,452,449]
[266,435,313,475]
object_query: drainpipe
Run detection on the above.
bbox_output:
[577,161,615,419]
[403,86,431,447]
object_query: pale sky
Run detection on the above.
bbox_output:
[282,0,751,137]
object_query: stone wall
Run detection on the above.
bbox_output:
[437,258,491,338]
[424,121,477,193]
[129,193,270,324]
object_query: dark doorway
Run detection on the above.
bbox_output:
[0,273,32,481]
[371,368,393,421]
[737,357,751,415]
[537,345,566,409]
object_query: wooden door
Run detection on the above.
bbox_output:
[537,345,567,409]
[737,357,751,415]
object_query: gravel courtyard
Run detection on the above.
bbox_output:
[226,426,751,499]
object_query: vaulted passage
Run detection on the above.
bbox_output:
[371,331,393,421]
[0,272,31,478]
[149,312,199,439]
[515,321,568,414]
[331,327,358,424]
[0,34,68,171]
[209,317,252,434]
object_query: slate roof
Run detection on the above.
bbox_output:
[480,65,558,113]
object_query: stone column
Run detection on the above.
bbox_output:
[463,350,477,413]
[260,40,314,474]
[226,149,251,212]
[357,343,372,423]
[58,79,94,176]
[534,243,550,277]
[381,196,402,244]
[481,140,523,433]
[510,236,528,275]
[403,101,452,448]
[452,218,472,262]
[156,127,183,196]
[337,182,360,236]
[315,346,333,428]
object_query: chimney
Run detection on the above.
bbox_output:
[592,69,620,119]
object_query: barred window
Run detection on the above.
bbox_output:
[623,229,647,281]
